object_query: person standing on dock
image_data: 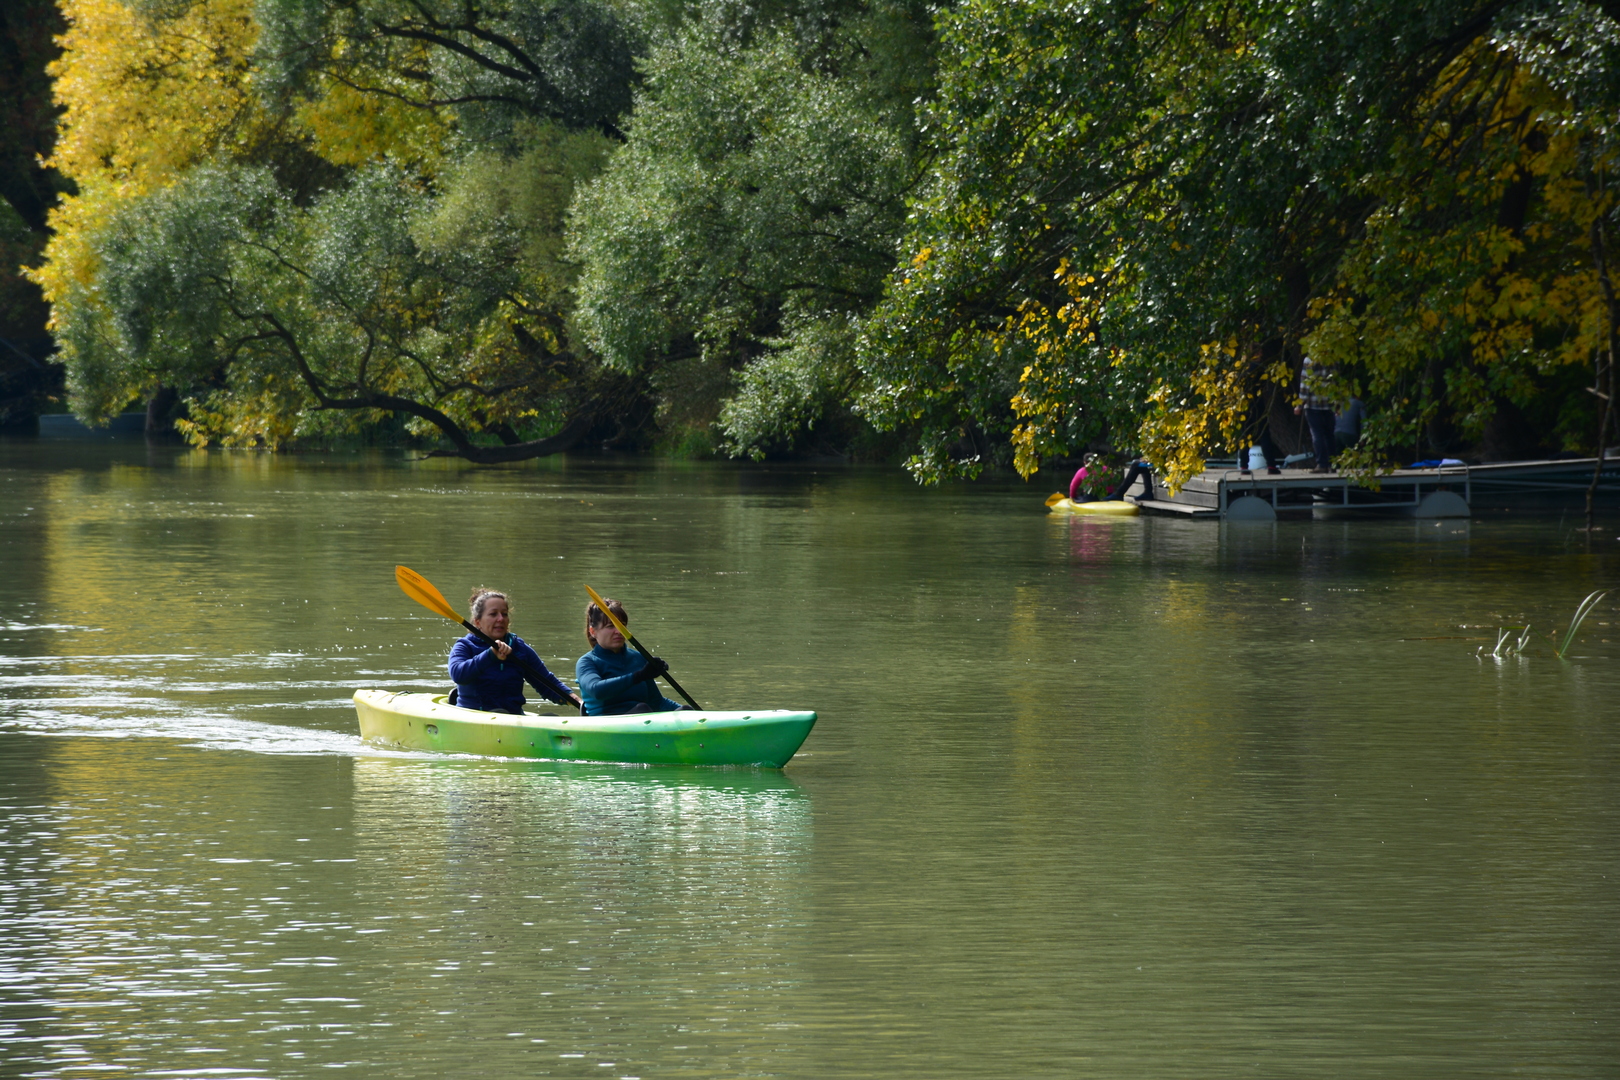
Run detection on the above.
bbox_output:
[1295,356,1338,473]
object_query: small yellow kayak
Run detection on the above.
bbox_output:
[1045,493,1140,516]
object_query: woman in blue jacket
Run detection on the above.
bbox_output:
[576,597,684,716]
[448,587,580,713]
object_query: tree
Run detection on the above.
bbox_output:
[859,0,1620,489]
[32,0,642,459]
[254,0,643,138]
[69,141,633,458]
[569,0,936,458]
[44,0,1616,480]
[1302,8,1620,475]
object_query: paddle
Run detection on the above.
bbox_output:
[394,565,580,711]
[1045,492,1069,507]
[584,583,701,710]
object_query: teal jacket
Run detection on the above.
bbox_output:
[575,646,682,716]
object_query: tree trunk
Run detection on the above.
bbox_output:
[422,410,595,464]
[1586,179,1619,532]
[145,384,181,441]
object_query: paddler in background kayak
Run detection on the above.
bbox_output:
[1068,453,1113,501]
[448,587,581,713]
[577,598,687,715]
[1068,453,1157,502]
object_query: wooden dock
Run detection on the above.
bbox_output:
[1119,456,1620,520]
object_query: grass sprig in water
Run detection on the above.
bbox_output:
[1556,590,1609,659]
[1480,625,1532,659]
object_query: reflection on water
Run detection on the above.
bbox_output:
[0,738,812,1078]
[1,440,1618,1077]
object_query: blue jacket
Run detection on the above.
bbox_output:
[448,633,572,714]
[575,646,682,716]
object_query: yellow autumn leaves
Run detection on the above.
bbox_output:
[33,0,265,316]
[31,0,453,356]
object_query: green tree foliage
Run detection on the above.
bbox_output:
[862,0,1620,487]
[569,0,935,457]
[69,141,621,457]
[38,0,1620,477]
[1303,7,1620,473]
[255,0,643,137]
[35,0,639,459]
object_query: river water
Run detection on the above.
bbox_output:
[1,440,1616,1079]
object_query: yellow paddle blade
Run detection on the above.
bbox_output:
[1045,492,1068,507]
[396,565,461,623]
[584,583,632,640]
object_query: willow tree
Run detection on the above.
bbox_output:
[32,0,642,460]
[860,0,1620,487]
[569,0,937,458]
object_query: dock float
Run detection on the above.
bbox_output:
[1119,456,1620,521]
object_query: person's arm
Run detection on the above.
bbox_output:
[510,639,574,705]
[447,638,497,683]
[575,651,640,706]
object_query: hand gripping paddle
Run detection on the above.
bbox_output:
[584,583,701,710]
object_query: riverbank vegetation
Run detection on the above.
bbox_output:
[8,0,1620,483]
[0,1,69,429]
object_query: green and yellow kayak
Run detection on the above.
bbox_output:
[1046,494,1140,516]
[353,690,816,768]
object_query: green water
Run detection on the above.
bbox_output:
[1,440,1617,1079]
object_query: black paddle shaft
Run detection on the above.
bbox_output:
[461,619,580,712]
[624,634,701,711]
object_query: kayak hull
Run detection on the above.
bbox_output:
[1049,497,1140,516]
[353,690,816,768]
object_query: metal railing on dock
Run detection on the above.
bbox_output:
[1128,456,1618,521]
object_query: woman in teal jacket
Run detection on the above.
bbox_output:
[575,597,684,716]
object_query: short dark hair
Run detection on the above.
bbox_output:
[585,598,627,643]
